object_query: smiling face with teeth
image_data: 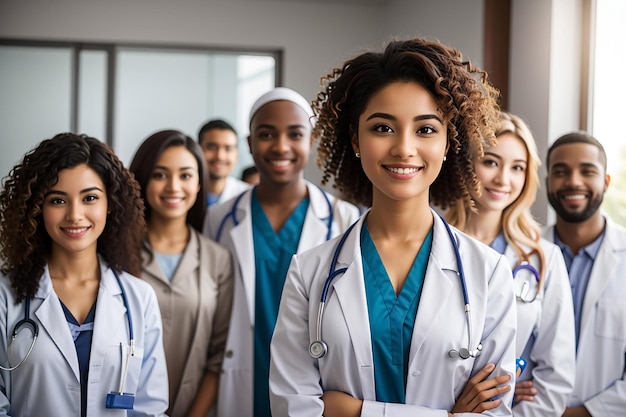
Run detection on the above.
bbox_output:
[145,145,201,225]
[547,142,610,223]
[353,81,448,207]
[42,164,108,257]
[248,100,312,190]
[472,132,528,214]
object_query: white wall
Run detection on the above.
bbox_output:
[384,0,485,66]
[1,0,585,223]
[509,0,584,224]
[0,0,486,187]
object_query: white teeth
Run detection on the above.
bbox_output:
[387,166,419,174]
[64,227,88,234]
[271,160,290,166]
[163,198,182,203]
[487,189,508,196]
[563,194,586,200]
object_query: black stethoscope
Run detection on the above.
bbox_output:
[215,185,334,243]
[308,213,483,361]
[1,270,137,410]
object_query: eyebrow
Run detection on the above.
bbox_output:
[365,112,444,124]
[483,151,527,164]
[153,165,197,171]
[254,123,307,131]
[550,162,599,169]
[44,186,104,197]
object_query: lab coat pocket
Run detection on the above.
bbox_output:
[104,344,145,394]
[594,300,626,340]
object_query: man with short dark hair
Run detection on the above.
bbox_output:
[543,131,626,417]
[198,119,250,206]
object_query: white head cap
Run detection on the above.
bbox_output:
[248,87,314,126]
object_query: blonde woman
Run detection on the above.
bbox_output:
[447,112,576,416]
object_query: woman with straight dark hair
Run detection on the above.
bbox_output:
[130,130,234,417]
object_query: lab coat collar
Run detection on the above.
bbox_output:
[408,211,457,369]
[332,208,460,273]
[331,210,458,382]
[33,260,128,383]
[228,189,256,325]
[141,230,201,284]
[34,265,81,382]
[298,182,335,252]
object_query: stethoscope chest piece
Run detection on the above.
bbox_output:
[309,340,328,359]
[448,343,482,360]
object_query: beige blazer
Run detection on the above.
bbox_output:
[141,228,234,417]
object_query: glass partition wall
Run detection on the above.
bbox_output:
[0,40,280,178]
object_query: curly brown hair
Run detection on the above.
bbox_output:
[0,133,146,302]
[312,37,500,208]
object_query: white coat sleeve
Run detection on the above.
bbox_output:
[269,255,325,417]
[0,287,11,416]
[513,248,576,417]
[583,357,626,416]
[584,377,626,417]
[129,286,169,417]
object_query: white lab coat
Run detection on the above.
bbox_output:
[0,261,169,417]
[203,181,360,417]
[216,176,251,206]
[504,240,575,417]
[269,211,517,417]
[543,217,626,416]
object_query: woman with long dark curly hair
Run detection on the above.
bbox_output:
[269,37,517,416]
[0,133,168,416]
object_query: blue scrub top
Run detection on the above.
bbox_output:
[251,190,309,416]
[361,224,433,403]
[61,301,96,417]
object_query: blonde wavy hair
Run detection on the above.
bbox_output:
[447,111,546,288]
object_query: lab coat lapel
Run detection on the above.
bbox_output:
[142,240,167,284]
[89,267,128,383]
[298,182,332,252]
[33,268,81,382]
[408,213,456,369]
[331,218,377,396]
[580,218,622,334]
[230,192,256,325]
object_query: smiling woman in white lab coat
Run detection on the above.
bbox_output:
[446,112,576,416]
[269,37,517,417]
[0,133,168,417]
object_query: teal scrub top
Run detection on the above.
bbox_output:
[361,224,433,403]
[251,190,309,416]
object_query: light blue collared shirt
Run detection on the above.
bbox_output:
[554,229,605,347]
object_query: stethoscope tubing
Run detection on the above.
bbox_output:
[310,213,481,360]
[0,269,134,370]
[215,185,334,243]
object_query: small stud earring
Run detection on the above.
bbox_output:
[443,155,447,162]
[355,152,360,158]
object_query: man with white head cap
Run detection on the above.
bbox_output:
[204,87,360,417]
